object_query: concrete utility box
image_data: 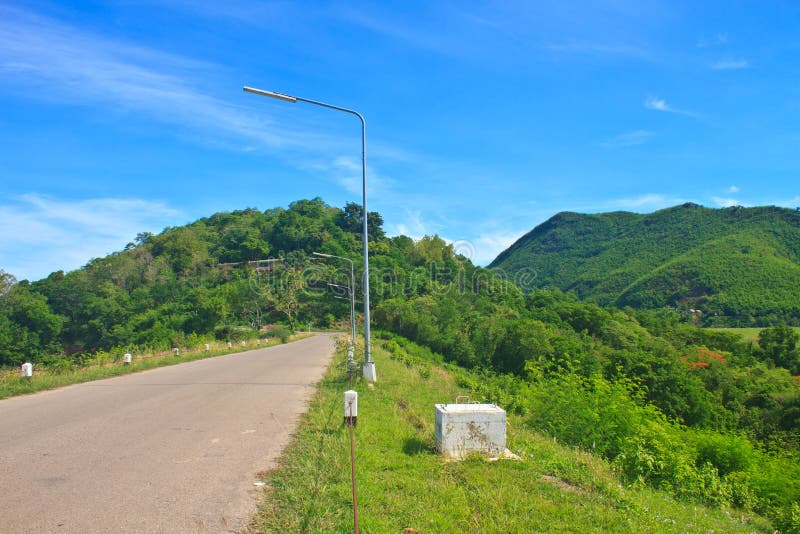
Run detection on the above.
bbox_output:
[435,403,506,458]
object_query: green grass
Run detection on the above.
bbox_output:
[252,340,773,533]
[706,326,800,343]
[0,334,311,400]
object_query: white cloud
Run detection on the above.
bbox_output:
[770,196,800,208]
[600,130,654,148]
[0,194,184,281]
[470,232,524,266]
[390,209,431,240]
[712,196,743,208]
[711,59,750,70]
[603,194,685,211]
[644,96,670,112]
[0,6,330,152]
[302,156,394,198]
[728,185,740,193]
[644,96,697,117]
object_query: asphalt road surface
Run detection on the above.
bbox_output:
[0,333,336,533]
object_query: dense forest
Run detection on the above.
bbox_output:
[490,203,800,327]
[2,198,800,528]
[0,198,494,366]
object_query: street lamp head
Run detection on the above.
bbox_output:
[313,252,333,258]
[243,86,297,103]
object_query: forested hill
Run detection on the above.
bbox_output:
[0,198,507,364]
[489,203,800,326]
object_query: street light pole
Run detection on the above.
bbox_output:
[313,252,356,350]
[244,86,375,381]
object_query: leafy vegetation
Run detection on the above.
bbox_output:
[255,339,773,532]
[373,288,800,528]
[1,198,478,366]
[378,332,800,531]
[489,203,800,326]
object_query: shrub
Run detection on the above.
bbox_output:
[271,325,290,344]
[689,430,755,476]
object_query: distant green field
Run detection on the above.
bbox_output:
[706,327,800,344]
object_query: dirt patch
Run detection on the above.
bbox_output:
[431,367,453,381]
[540,474,586,495]
[395,400,426,431]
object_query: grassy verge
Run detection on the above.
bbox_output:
[0,333,312,400]
[252,340,773,532]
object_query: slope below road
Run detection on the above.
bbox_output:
[0,333,336,533]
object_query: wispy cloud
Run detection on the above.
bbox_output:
[602,194,686,211]
[768,196,800,208]
[390,209,434,240]
[644,96,697,117]
[469,232,525,266]
[712,196,743,208]
[0,6,332,152]
[301,156,395,198]
[644,96,672,112]
[338,7,468,60]
[711,59,750,70]
[544,40,651,61]
[0,194,184,280]
[728,185,740,193]
[600,130,654,148]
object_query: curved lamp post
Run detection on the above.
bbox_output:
[244,86,375,382]
[313,252,356,350]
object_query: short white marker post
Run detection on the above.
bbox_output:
[227,341,232,349]
[123,353,132,364]
[204,343,210,352]
[173,347,180,356]
[344,390,358,427]
[21,362,33,378]
[241,340,246,347]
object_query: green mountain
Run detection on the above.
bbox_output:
[490,203,800,326]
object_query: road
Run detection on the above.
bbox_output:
[0,333,335,533]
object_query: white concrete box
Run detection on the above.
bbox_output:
[434,403,506,458]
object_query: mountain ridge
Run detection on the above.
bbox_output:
[490,203,800,326]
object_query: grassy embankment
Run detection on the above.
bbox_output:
[0,333,310,400]
[253,339,772,533]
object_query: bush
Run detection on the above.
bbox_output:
[689,430,755,476]
[270,325,290,344]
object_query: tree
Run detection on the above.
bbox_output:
[0,282,64,365]
[337,202,386,241]
[0,270,15,297]
[759,325,800,374]
[262,267,306,331]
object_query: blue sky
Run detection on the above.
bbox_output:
[1,1,799,280]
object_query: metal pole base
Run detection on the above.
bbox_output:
[362,362,376,383]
